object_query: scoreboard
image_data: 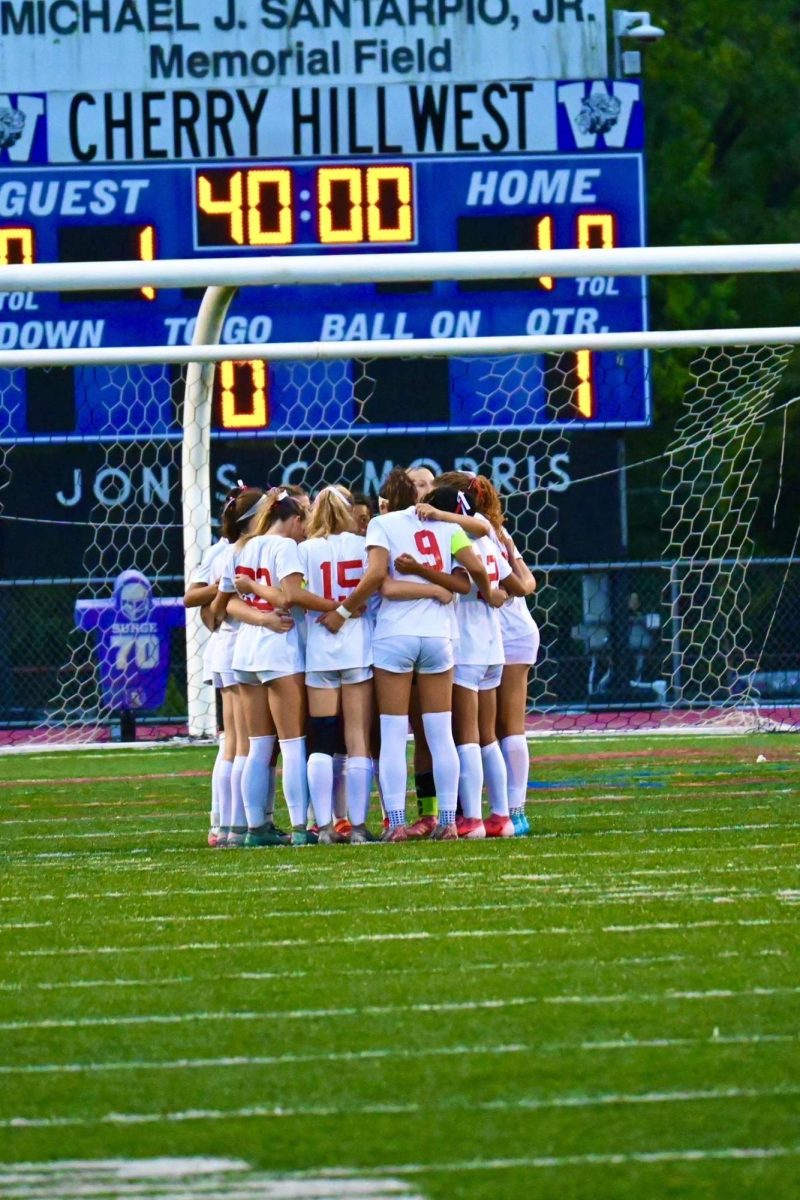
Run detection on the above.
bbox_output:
[0,2,643,576]
[1,140,647,439]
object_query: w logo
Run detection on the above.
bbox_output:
[0,95,46,162]
[557,81,641,150]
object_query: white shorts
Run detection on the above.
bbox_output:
[212,670,238,689]
[454,662,503,692]
[306,666,373,689]
[373,636,453,675]
[503,633,539,666]
[234,668,302,686]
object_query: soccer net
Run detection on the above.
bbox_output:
[0,252,799,746]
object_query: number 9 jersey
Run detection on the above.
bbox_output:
[298,532,372,673]
[366,507,471,640]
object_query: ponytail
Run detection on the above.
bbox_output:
[306,485,356,539]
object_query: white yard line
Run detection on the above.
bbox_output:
[0,1033,795,1079]
[3,983,798,1034]
[9,916,797,961]
[6,819,800,846]
[0,947,785,995]
[8,838,798,867]
[1,1086,798,1131]
[1,861,794,908]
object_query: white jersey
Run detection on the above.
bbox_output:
[366,507,471,640]
[299,532,372,673]
[220,533,305,676]
[490,529,539,644]
[455,534,512,666]
[191,538,229,683]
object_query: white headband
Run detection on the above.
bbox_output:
[237,493,268,522]
[318,484,352,505]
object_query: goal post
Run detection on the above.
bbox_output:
[1,244,799,744]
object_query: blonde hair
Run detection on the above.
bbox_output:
[306,485,356,539]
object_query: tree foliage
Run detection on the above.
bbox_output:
[626,1,800,557]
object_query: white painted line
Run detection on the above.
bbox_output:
[3,984,797,1034]
[9,838,797,868]
[2,861,794,908]
[0,1158,421,1199]
[1,1086,797,1131]
[0,1041,528,1077]
[10,916,797,961]
[0,1032,794,1080]
[0,947,785,995]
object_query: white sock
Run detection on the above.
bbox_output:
[456,743,483,820]
[421,711,460,811]
[242,734,275,830]
[379,715,409,824]
[217,759,233,829]
[307,753,334,827]
[482,741,509,816]
[347,757,373,826]
[333,753,348,820]
[501,734,530,811]
[210,736,226,826]
[230,755,248,829]
[280,736,309,828]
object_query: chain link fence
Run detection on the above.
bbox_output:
[2,557,798,739]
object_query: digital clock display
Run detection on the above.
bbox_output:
[0,133,649,436]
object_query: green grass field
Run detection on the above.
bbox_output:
[0,734,798,1200]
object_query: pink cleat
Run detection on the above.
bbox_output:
[455,817,486,840]
[405,815,437,840]
[384,824,411,843]
[484,813,515,838]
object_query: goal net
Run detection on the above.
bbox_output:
[0,275,799,746]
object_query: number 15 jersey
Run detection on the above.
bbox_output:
[298,532,372,673]
[366,507,471,640]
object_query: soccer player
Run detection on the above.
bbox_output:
[213,489,335,846]
[401,484,521,837]
[297,485,376,844]
[404,464,440,833]
[183,507,230,846]
[320,467,492,841]
[199,487,270,848]
[430,472,538,836]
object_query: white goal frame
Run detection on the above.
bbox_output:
[2,242,800,736]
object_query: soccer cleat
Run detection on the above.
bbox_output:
[455,816,486,840]
[245,823,291,848]
[431,822,459,841]
[334,818,352,838]
[349,824,380,844]
[291,828,313,847]
[484,813,515,839]
[405,814,437,840]
[208,827,221,848]
[384,824,411,843]
[511,812,530,837]
[317,823,349,845]
[214,828,229,849]
[226,827,247,849]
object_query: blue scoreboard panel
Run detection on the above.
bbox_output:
[0,118,649,441]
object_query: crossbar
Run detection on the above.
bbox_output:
[3,244,800,293]
[0,326,798,370]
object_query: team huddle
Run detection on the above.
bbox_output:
[185,466,539,846]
